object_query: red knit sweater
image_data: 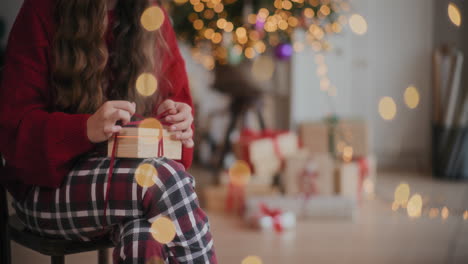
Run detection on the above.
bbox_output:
[0,0,194,201]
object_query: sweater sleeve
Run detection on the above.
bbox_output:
[0,1,95,188]
[159,11,194,170]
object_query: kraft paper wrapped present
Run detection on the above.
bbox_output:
[334,155,377,201]
[108,127,182,160]
[282,149,335,196]
[333,119,370,158]
[299,122,329,154]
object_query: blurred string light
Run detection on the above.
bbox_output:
[348,14,367,35]
[407,194,423,218]
[378,96,397,121]
[228,160,252,186]
[394,183,410,207]
[136,73,158,97]
[135,163,158,188]
[441,206,449,220]
[391,183,468,221]
[448,2,462,27]
[242,256,263,264]
[141,6,165,32]
[151,216,177,244]
[173,0,354,67]
[342,146,353,162]
[404,85,420,109]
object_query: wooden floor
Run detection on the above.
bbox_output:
[10,170,468,264]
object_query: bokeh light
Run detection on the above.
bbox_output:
[146,257,164,264]
[448,3,461,27]
[242,256,263,264]
[135,163,158,188]
[136,73,158,97]
[252,55,275,81]
[141,6,165,32]
[404,85,420,109]
[139,118,163,130]
[391,201,399,211]
[228,160,252,186]
[394,183,410,206]
[441,206,449,220]
[379,97,397,121]
[342,146,353,162]
[463,210,468,220]
[151,216,177,244]
[349,14,368,35]
[407,194,422,218]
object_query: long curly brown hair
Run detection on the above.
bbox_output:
[52,0,167,115]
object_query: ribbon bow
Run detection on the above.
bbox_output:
[259,203,283,233]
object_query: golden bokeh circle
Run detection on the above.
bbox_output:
[441,206,449,220]
[252,55,275,81]
[146,257,165,264]
[141,6,165,32]
[378,96,397,121]
[229,160,252,186]
[151,216,177,244]
[407,194,422,218]
[139,118,163,141]
[242,256,263,264]
[135,163,158,188]
[448,3,461,27]
[349,14,368,35]
[394,183,410,206]
[136,73,158,97]
[404,85,420,109]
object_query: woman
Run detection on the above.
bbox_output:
[0,0,217,263]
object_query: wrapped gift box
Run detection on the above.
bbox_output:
[299,122,329,154]
[108,127,182,159]
[282,149,335,196]
[246,195,357,221]
[202,185,279,213]
[333,119,370,158]
[335,155,377,201]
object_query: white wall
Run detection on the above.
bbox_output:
[0,1,23,45]
[292,0,434,169]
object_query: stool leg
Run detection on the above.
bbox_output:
[98,249,108,264]
[51,255,64,264]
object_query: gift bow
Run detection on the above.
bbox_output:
[102,110,171,227]
[357,157,369,201]
[259,203,283,233]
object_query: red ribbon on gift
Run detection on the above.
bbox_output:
[357,157,369,201]
[259,203,283,233]
[225,182,246,215]
[102,110,171,228]
[239,129,291,172]
[299,162,319,199]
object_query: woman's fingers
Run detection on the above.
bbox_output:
[107,101,136,115]
[165,103,192,123]
[169,118,192,132]
[110,109,132,125]
[182,138,195,148]
[158,99,177,115]
[173,128,193,140]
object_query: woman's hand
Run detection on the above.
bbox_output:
[157,99,194,148]
[86,101,136,143]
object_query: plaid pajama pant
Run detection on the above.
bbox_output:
[12,155,217,264]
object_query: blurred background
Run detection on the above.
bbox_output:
[1,0,468,263]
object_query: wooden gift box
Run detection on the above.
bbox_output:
[108,127,182,159]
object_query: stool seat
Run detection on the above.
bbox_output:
[8,215,113,256]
